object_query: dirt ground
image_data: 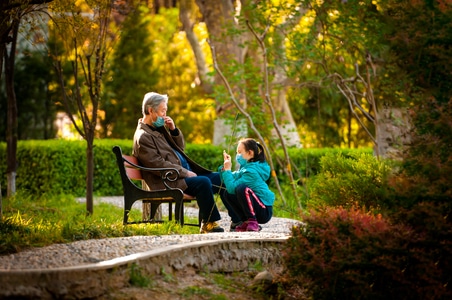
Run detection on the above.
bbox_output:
[103,268,309,300]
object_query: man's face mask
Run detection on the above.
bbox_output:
[152,116,165,128]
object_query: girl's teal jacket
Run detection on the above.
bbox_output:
[218,161,275,206]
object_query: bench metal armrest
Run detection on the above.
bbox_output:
[122,156,181,190]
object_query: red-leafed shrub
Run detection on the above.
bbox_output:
[282,206,452,300]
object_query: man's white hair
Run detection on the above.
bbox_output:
[142,92,168,116]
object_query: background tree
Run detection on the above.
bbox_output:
[282,1,379,152]
[146,6,216,144]
[101,4,216,143]
[2,19,18,198]
[49,0,119,214]
[101,4,158,138]
[250,0,412,158]
[383,0,452,204]
[9,49,57,140]
[181,0,305,151]
[191,1,259,146]
[383,0,452,104]
[103,0,409,152]
[0,0,52,206]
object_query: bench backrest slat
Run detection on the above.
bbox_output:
[123,155,143,181]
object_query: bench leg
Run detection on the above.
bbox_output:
[124,209,130,225]
[174,201,184,226]
[123,196,133,224]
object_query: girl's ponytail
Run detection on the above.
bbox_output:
[240,138,266,163]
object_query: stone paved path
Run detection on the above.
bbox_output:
[0,196,300,270]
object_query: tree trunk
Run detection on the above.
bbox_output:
[376,106,412,159]
[271,90,301,147]
[0,44,4,83]
[5,19,19,197]
[194,0,249,145]
[0,1,13,83]
[0,41,4,217]
[0,182,2,219]
[86,137,94,215]
[179,0,213,94]
[193,0,301,147]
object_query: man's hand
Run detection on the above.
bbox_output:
[164,116,175,130]
[223,150,232,171]
[186,170,197,177]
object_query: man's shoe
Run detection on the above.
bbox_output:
[230,221,243,232]
[200,221,225,233]
[246,219,260,232]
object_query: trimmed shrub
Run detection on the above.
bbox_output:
[0,140,223,197]
[0,139,132,197]
[306,152,394,211]
[274,147,373,180]
[1,140,371,198]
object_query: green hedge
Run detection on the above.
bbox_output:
[0,140,224,197]
[274,147,373,179]
[0,140,371,197]
[1,140,125,197]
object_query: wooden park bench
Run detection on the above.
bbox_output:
[112,146,197,226]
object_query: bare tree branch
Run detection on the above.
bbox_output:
[209,34,289,205]
[246,19,299,205]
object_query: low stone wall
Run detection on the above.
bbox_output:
[0,237,287,299]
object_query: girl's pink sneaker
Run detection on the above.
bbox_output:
[246,219,260,231]
[234,221,249,232]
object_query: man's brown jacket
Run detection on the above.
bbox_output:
[133,121,210,191]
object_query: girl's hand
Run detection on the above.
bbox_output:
[223,150,232,171]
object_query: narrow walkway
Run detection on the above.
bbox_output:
[87,196,299,234]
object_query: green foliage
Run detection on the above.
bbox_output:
[0,191,199,255]
[303,152,393,211]
[0,139,131,196]
[129,263,152,288]
[274,147,373,180]
[272,147,374,213]
[147,8,216,144]
[284,0,388,148]
[253,147,373,219]
[282,205,452,299]
[383,0,452,102]
[19,139,87,196]
[184,143,223,170]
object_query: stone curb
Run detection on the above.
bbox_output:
[0,237,288,299]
